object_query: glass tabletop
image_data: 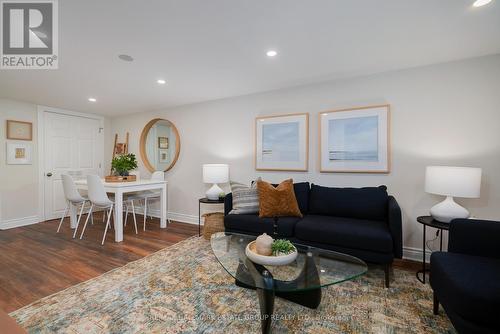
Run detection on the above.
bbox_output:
[210,232,367,292]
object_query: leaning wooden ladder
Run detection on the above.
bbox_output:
[110,132,129,175]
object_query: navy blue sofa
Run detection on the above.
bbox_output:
[430,219,500,334]
[224,183,402,287]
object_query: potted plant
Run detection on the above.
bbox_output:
[111,153,138,176]
[271,239,296,256]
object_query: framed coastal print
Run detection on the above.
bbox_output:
[255,113,309,171]
[319,105,390,173]
[158,136,169,149]
[6,120,32,141]
[6,142,33,165]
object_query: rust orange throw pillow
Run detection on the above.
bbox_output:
[257,179,303,218]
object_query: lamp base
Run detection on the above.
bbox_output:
[430,196,470,223]
[206,183,224,201]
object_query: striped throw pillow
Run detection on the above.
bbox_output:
[229,178,261,214]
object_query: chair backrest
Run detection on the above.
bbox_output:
[62,174,85,203]
[151,171,165,181]
[87,175,110,206]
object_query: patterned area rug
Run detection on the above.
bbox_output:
[11,237,455,333]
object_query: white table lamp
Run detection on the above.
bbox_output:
[425,166,482,223]
[203,164,229,200]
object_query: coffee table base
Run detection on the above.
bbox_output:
[235,253,322,334]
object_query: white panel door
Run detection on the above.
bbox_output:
[43,111,103,220]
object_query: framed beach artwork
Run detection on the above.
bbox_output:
[319,105,390,173]
[255,113,309,171]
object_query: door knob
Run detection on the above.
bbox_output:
[46,172,53,177]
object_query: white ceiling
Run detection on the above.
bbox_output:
[1,0,499,116]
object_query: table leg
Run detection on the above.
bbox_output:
[256,286,274,334]
[416,225,427,284]
[198,201,201,237]
[439,229,443,252]
[114,190,123,242]
[423,225,426,283]
[166,184,171,225]
[69,201,78,229]
[160,184,167,228]
[245,260,275,334]
[235,253,322,334]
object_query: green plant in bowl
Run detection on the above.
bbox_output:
[271,239,295,256]
[111,153,138,176]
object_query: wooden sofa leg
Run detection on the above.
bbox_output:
[433,292,439,315]
[384,264,390,288]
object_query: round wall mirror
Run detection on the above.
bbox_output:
[140,118,180,172]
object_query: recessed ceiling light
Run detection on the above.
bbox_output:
[88,97,97,102]
[473,0,492,7]
[118,54,134,62]
[157,79,166,85]
[266,50,278,57]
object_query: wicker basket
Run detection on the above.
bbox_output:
[202,212,225,240]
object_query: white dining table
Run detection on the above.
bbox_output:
[73,179,168,242]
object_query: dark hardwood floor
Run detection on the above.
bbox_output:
[0,213,198,313]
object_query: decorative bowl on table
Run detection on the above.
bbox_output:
[245,240,298,266]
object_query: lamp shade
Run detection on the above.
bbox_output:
[425,166,481,198]
[202,164,229,184]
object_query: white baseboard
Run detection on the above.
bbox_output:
[131,208,199,225]
[403,246,430,262]
[0,215,40,230]
[168,212,198,225]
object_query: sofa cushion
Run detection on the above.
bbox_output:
[430,252,500,327]
[287,238,394,264]
[257,179,302,218]
[229,179,260,214]
[224,214,300,237]
[309,184,388,220]
[294,215,393,253]
[270,182,310,214]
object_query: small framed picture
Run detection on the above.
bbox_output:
[158,137,169,149]
[255,113,309,171]
[158,149,169,163]
[6,120,32,141]
[319,104,390,173]
[7,142,33,164]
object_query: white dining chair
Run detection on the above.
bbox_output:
[80,175,138,244]
[58,174,93,238]
[127,171,166,231]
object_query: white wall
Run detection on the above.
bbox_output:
[110,54,500,258]
[0,99,39,228]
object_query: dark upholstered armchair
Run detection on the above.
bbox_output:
[430,219,500,334]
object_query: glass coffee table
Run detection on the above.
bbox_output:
[211,232,368,334]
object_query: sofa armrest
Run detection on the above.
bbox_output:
[388,196,403,259]
[448,219,500,259]
[224,193,233,216]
